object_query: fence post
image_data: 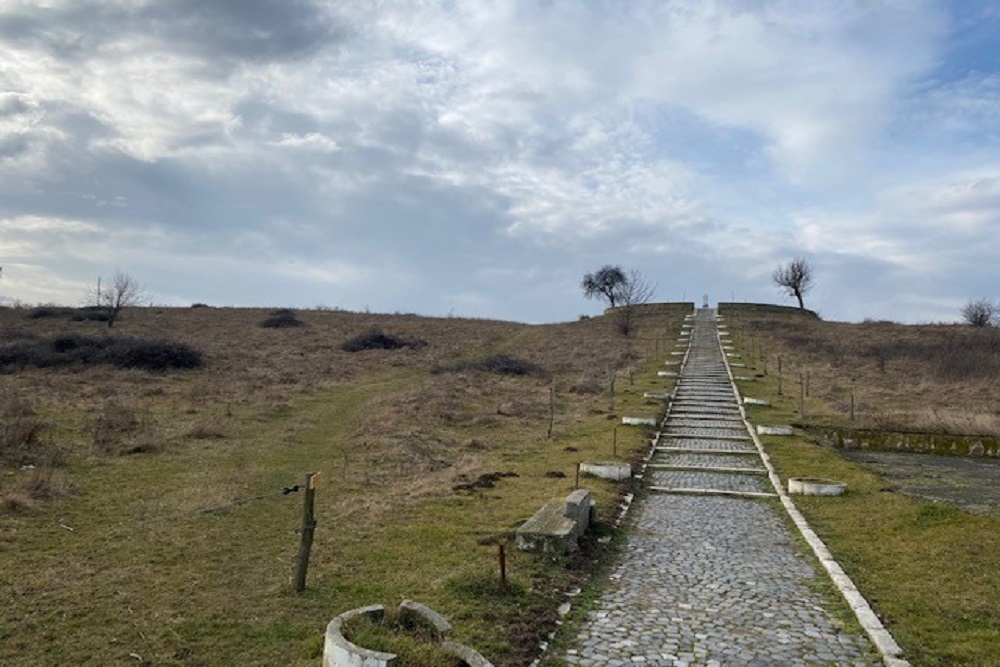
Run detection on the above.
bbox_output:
[293,472,319,593]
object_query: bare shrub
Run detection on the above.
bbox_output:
[0,399,52,466]
[433,354,544,377]
[3,462,72,513]
[341,328,425,352]
[259,308,303,328]
[92,401,159,455]
[186,416,226,440]
[961,298,997,327]
[0,336,202,371]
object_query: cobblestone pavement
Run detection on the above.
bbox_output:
[561,309,878,667]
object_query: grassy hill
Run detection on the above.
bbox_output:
[0,304,688,666]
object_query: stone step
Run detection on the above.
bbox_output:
[647,486,778,499]
[646,463,767,475]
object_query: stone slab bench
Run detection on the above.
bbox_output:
[516,489,594,554]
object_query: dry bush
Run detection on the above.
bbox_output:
[0,398,54,466]
[735,313,1000,436]
[433,354,544,377]
[185,416,226,440]
[91,400,160,455]
[3,462,73,513]
[259,308,303,328]
[341,328,425,352]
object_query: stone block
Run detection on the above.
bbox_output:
[657,371,679,377]
[743,397,770,406]
[516,489,594,554]
[757,425,793,436]
[580,461,632,481]
[622,416,657,426]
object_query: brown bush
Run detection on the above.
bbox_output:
[0,399,52,466]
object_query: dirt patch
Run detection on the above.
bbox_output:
[452,471,519,493]
[843,451,1000,516]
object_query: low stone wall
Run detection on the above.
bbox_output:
[812,427,1000,458]
[515,489,595,554]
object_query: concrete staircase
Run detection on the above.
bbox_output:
[647,309,776,499]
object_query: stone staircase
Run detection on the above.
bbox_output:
[646,309,776,499]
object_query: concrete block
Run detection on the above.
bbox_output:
[757,425,793,436]
[730,362,747,367]
[622,416,657,426]
[643,392,670,400]
[743,397,770,406]
[657,371,679,378]
[788,477,846,496]
[580,461,632,481]
[516,490,594,554]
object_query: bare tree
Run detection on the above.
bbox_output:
[94,270,146,328]
[581,265,627,308]
[772,258,814,310]
[961,298,997,327]
[612,269,656,336]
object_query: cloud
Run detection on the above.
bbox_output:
[0,1,995,326]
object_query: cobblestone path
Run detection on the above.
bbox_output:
[562,309,878,667]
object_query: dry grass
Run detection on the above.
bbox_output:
[728,312,1000,436]
[0,303,686,666]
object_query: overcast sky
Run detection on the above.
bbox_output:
[1,1,998,323]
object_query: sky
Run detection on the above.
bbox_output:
[0,0,998,324]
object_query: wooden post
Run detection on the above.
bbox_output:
[850,391,855,422]
[547,385,555,440]
[608,368,616,412]
[798,374,806,420]
[574,462,580,490]
[613,426,618,457]
[293,472,319,593]
[777,357,783,395]
[498,543,507,590]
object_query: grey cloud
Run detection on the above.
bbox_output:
[138,0,347,63]
[0,93,35,116]
[0,0,346,68]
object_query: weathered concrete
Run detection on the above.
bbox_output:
[324,605,396,667]
[757,424,794,436]
[581,461,632,481]
[743,397,770,406]
[398,600,451,638]
[788,477,847,496]
[516,489,594,554]
[622,416,658,426]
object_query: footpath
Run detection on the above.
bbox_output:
[562,309,879,667]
